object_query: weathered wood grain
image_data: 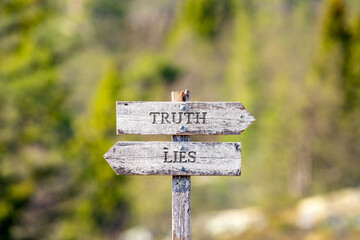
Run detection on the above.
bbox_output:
[103,141,242,176]
[116,101,255,135]
[172,90,191,240]
[172,175,191,240]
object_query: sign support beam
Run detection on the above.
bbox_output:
[172,90,191,240]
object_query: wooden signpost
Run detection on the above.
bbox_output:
[104,90,255,240]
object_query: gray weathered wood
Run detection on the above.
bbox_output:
[103,141,242,176]
[116,101,255,135]
[172,175,191,240]
[172,90,191,240]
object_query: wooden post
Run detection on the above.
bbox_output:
[172,90,191,240]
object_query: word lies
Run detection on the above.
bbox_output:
[163,147,196,163]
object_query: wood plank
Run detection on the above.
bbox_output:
[103,141,242,176]
[116,101,255,135]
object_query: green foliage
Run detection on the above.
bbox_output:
[56,62,128,239]
[89,0,127,19]
[322,0,350,49]
[1,0,360,239]
[87,0,129,48]
[345,16,360,110]
[0,0,73,239]
[91,62,121,135]
[122,54,181,100]
[182,0,233,38]
[306,0,360,192]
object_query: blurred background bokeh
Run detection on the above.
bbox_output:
[1,0,360,239]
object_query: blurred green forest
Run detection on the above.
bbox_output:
[1,0,360,239]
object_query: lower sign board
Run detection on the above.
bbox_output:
[104,142,241,176]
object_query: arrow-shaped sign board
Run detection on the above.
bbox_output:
[104,142,241,176]
[116,102,255,135]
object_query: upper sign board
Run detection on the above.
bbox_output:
[116,102,255,135]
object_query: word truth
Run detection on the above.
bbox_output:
[149,112,207,124]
